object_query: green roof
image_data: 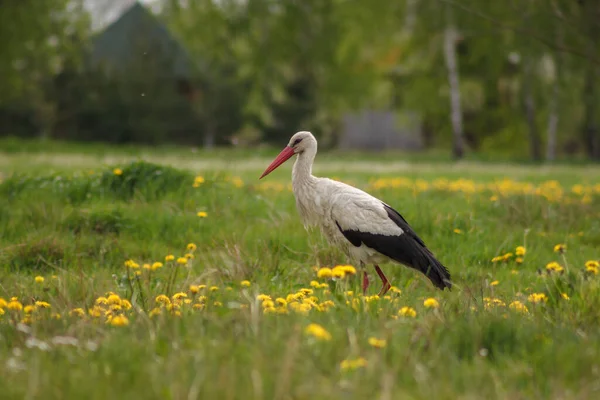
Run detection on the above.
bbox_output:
[90,2,192,78]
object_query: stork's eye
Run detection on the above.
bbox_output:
[292,138,303,146]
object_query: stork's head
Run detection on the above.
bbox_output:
[259,131,316,179]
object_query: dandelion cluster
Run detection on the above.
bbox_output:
[1,237,596,363]
[492,245,526,264]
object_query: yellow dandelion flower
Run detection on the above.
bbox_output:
[113,168,123,176]
[35,301,50,309]
[340,357,368,371]
[546,262,564,273]
[585,260,599,269]
[192,303,204,310]
[89,306,104,318]
[337,265,356,275]
[149,308,162,318]
[317,268,333,279]
[515,257,523,264]
[155,294,171,304]
[528,293,548,304]
[300,288,314,295]
[0,308,4,316]
[561,293,570,300]
[368,337,387,348]
[586,265,599,275]
[34,276,44,283]
[197,211,208,218]
[142,263,151,270]
[124,259,139,269]
[490,280,499,286]
[398,306,417,317]
[310,280,320,288]
[257,294,271,301]
[389,286,402,295]
[51,313,61,319]
[165,255,175,262]
[7,299,23,311]
[172,292,187,300]
[331,268,346,279]
[509,301,529,314]
[69,308,85,317]
[423,298,440,309]
[275,298,287,307]
[152,262,163,270]
[106,294,121,305]
[262,300,275,308]
[553,243,566,253]
[24,305,36,314]
[491,256,503,263]
[187,243,197,251]
[515,246,526,256]
[213,301,223,307]
[453,228,463,234]
[176,257,188,265]
[109,314,129,327]
[502,252,513,261]
[304,323,332,341]
[209,286,219,292]
[190,285,200,294]
[0,297,8,308]
[240,280,251,287]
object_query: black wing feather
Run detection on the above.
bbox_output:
[335,203,451,290]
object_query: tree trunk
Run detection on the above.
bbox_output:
[546,57,560,162]
[443,24,465,160]
[204,121,216,149]
[523,55,542,161]
[582,65,599,159]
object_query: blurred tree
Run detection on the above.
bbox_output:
[0,0,89,137]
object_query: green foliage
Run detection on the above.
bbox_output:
[98,161,193,201]
[2,1,600,157]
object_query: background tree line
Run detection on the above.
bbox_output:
[0,0,598,160]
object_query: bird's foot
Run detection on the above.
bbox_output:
[362,271,370,295]
[378,282,391,297]
[374,265,391,297]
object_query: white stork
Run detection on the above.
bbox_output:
[259,131,452,296]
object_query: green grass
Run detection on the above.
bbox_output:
[1,143,600,400]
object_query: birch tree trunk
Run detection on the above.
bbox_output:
[545,59,559,162]
[443,23,465,159]
[523,55,542,161]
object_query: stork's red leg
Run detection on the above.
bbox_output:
[374,265,391,296]
[362,271,370,295]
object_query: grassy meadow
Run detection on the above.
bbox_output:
[1,141,600,399]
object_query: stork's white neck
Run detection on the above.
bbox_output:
[292,146,317,187]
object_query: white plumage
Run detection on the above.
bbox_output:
[260,131,452,295]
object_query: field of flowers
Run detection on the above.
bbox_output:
[0,148,599,399]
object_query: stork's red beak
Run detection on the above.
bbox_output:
[260,146,295,179]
